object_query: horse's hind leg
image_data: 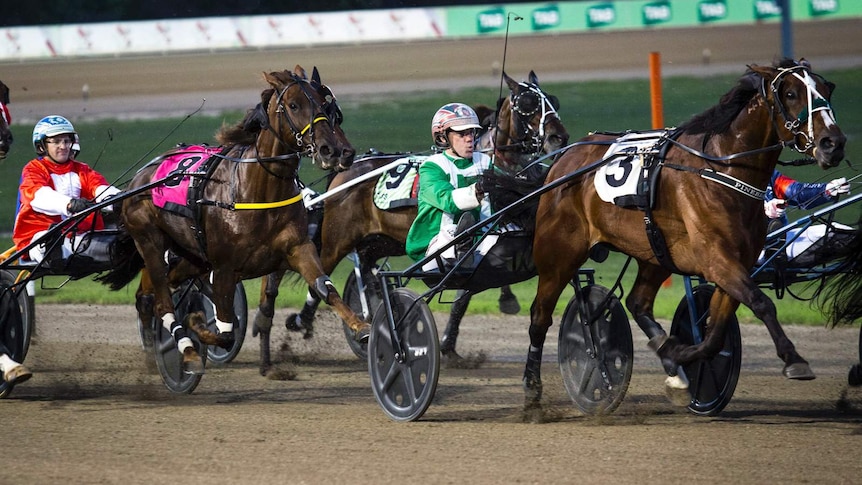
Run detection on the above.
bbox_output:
[498,285,520,315]
[254,271,283,374]
[625,264,684,374]
[441,290,470,358]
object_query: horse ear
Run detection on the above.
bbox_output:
[528,70,539,86]
[746,65,774,85]
[799,58,811,69]
[263,71,278,88]
[503,71,519,92]
[311,66,321,86]
[294,65,307,80]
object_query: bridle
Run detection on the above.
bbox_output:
[496,82,560,159]
[764,64,837,154]
[260,73,342,161]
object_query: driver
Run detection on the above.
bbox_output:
[13,115,121,263]
[760,169,851,263]
[406,103,491,270]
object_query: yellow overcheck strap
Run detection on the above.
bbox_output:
[300,116,329,135]
[234,193,303,210]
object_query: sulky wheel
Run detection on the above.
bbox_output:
[368,287,439,422]
[0,270,33,359]
[0,279,26,399]
[558,284,633,415]
[205,282,248,365]
[341,271,379,360]
[670,283,742,416]
[149,281,209,394]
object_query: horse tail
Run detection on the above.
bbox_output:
[96,231,145,291]
[818,223,862,327]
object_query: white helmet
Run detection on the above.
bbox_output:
[431,103,481,149]
[33,115,80,157]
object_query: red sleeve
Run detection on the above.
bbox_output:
[771,173,797,200]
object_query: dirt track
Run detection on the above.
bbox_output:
[4,304,862,484]
[4,19,862,484]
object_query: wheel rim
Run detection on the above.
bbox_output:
[152,282,207,394]
[558,284,633,415]
[0,281,25,399]
[368,288,439,422]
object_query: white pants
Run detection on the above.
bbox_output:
[27,230,88,263]
[756,223,852,265]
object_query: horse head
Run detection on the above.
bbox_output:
[260,65,355,171]
[0,80,12,161]
[750,58,845,169]
[489,71,569,175]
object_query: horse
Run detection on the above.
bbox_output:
[253,71,569,372]
[98,65,368,374]
[0,79,12,161]
[524,58,846,409]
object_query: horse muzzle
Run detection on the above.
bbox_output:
[813,130,846,168]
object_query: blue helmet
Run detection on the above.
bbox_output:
[33,115,79,156]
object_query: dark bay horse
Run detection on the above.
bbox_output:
[99,66,367,373]
[253,71,569,371]
[0,79,12,161]
[525,59,846,407]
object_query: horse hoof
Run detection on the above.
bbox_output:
[498,293,520,315]
[285,313,304,333]
[848,364,862,386]
[354,324,370,344]
[664,367,691,407]
[783,362,816,380]
[181,348,205,375]
[3,364,33,386]
[522,376,543,404]
[216,331,235,350]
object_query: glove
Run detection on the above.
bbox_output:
[472,182,484,201]
[825,177,850,197]
[67,197,95,214]
[764,198,786,219]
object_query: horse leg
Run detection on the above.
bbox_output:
[254,271,282,375]
[498,284,520,315]
[285,288,321,340]
[190,270,239,350]
[286,241,369,341]
[441,290,471,360]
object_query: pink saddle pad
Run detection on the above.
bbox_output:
[151,145,220,217]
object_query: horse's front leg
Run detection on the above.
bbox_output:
[284,288,321,339]
[287,241,369,341]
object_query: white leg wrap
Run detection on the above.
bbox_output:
[216,318,233,333]
[177,337,193,353]
[161,313,176,331]
[0,354,20,373]
[665,367,690,390]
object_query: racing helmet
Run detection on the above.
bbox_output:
[33,115,80,157]
[431,103,482,149]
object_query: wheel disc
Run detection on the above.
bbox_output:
[670,284,741,416]
[558,284,633,415]
[368,288,439,422]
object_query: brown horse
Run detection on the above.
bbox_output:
[99,66,367,374]
[253,71,569,371]
[0,79,12,161]
[524,59,846,408]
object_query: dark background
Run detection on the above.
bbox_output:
[3,1,543,27]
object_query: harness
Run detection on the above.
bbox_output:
[617,64,838,274]
[163,73,342,260]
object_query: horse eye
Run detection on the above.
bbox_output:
[784,90,796,100]
[288,102,299,111]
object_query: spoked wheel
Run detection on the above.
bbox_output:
[670,283,742,416]
[558,284,633,415]
[0,279,26,399]
[205,282,248,365]
[150,282,209,394]
[341,271,379,360]
[0,270,33,358]
[368,287,440,422]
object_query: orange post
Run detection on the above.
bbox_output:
[650,52,672,288]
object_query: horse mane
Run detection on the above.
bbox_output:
[215,88,275,146]
[679,58,800,136]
